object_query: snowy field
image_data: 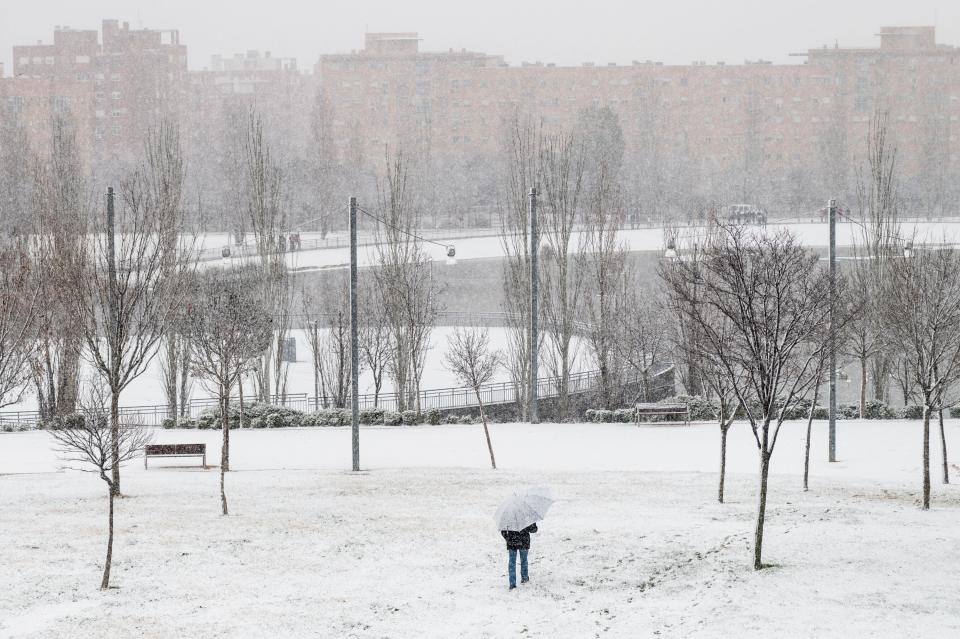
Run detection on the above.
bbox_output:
[2,419,959,638]
[204,220,960,273]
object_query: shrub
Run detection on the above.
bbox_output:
[951,407,960,419]
[660,395,718,422]
[161,417,176,430]
[898,405,925,420]
[838,404,860,420]
[584,409,597,422]
[383,410,403,426]
[425,408,441,425]
[250,417,266,429]
[266,413,286,429]
[812,406,829,420]
[593,409,613,423]
[613,408,635,423]
[359,408,385,425]
[862,400,894,420]
[459,414,476,424]
[401,410,420,425]
[442,413,461,425]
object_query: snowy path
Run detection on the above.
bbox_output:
[2,420,959,637]
[205,220,960,273]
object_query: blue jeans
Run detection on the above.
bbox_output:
[508,548,529,588]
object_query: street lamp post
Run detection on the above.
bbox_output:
[349,196,360,471]
[529,187,540,424]
[828,198,837,463]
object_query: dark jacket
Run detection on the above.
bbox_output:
[501,523,538,550]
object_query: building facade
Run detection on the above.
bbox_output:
[317,27,960,215]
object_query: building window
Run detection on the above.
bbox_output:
[111,91,121,100]
[7,97,24,113]
[18,57,29,66]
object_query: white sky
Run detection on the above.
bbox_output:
[2,0,959,75]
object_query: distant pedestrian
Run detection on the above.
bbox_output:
[501,523,537,590]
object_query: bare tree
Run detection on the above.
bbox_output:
[0,241,38,409]
[661,226,834,569]
[158,307,192,423]
[444,327,503,469]
[31,114,86,418]
[300,284,328,410]
[374,147,439,412]
[583,163,629,406]
[622,283,670,403]
[359,280,391,406]
[48,381,152,589]
[855,110,901,406]
[185,266,273,514]
[60,120,193,497]
[321,298,352,409]
[243,107,289,403]
[498,117,542,420]
[882,244,960,509]
[661,237,747,504]
[540,130,586,420]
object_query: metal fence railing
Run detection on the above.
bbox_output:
[0,366,671,429]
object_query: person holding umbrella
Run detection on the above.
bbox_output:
[495,487,553,590]
[501,523,537,590]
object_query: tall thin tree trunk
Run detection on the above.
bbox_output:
[718,423,729,503]
[476,392,497,470]
[221,382,230,516]
[110,391,120,496]
[754,447,771,570]
[939,409,949,485]
[859,356,867,418]
[238,374,245,429]
[101,487,115,589]
[804,379,821,491]
[922,404,931,510]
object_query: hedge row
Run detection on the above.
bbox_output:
[161,402,483,429]
[584,396,958,423]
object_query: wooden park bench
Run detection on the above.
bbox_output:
[634,402,690,427]
[144,443,207,469]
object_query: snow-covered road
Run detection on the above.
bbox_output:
[202,220,960,273]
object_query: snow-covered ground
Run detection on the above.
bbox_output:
[2,419,959,637]
[202,220,960,273]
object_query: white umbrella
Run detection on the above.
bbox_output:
[495,486,554,531]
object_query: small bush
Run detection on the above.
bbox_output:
[613,408,635,423]
[584,409,597,422]
[161,417,176,429]
[898,405,925,420]
[659,395,717,421]
[250,417,266,429]
[593,409,613,423]
[425,408,441,425]
[812,406,829,420]
[862,400,894,420]
[383,410,402,426]
[359,408,385,425]
[951,407,960,419]
[266,413,286,429]
[459,414,476,424]
[442,413,461,424]
[838,404,860,420]
[401,410,420,425]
